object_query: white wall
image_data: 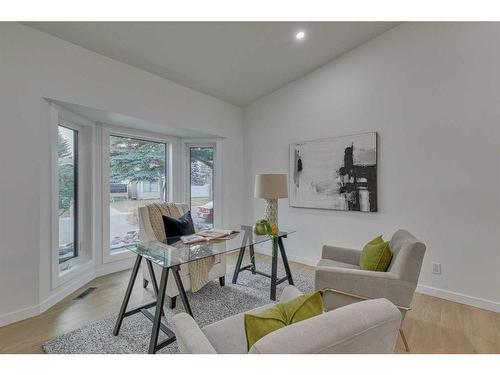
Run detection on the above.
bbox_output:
[0,23,245,325]
[1,22,499,326]
[244,23,500,311]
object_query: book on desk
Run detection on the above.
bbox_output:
[180,229,240,244]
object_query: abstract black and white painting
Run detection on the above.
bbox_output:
[290,132,377,212]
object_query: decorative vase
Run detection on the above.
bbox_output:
[264,198,278,227]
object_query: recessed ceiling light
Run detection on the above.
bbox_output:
[295,31,306,40]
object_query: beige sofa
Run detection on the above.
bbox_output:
[138,202,227,308]
[171,285,402,354]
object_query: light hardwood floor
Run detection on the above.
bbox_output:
[0,252,498,354]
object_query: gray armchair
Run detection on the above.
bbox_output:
[314,229,426,351]
[172,286,402,354]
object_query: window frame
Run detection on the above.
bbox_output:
[57,124,79,263]
[50,108,96,289]
[101,125,178,264]
[183,139,223,229]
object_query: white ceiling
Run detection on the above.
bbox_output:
[26,22,398,106]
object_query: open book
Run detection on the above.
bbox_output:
[180,229,239,244]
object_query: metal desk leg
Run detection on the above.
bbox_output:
[270,237,278,301]
[278,237,294,285]
[148,267,169,354]
[248,230,256,274]
[146,259,165,317]
[232,229,250,284]
[172,266,193,317]
[113,255,142,336]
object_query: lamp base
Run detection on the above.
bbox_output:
[264,198,278,227]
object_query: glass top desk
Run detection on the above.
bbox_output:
[113,225,295,353]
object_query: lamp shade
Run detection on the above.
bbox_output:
[254,174,288,199]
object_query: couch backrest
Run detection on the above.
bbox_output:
[387,229,426,283]
[249,298,401,354]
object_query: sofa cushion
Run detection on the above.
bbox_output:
[201,303,273,354]
[248,298,401,354]
[317,258,361,270]
[200,286,304,354]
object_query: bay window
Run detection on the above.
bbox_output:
[103,128,172,263]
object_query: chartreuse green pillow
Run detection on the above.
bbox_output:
[359,235,393,271]
[244,291,323,351]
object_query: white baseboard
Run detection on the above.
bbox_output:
[0,258,135,328]
[415,284,500,313]
[0,270,96,328]
[39,270,95,313]
[254,247,500,313]
[0,304,41,328]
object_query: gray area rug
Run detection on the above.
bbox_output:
[43,263,314,354]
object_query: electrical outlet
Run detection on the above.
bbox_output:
[432,262,441,275]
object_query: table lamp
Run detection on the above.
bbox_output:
[254,174,288,227]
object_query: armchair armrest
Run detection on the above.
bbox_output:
[315,266,415,309]
[321,245,361,265]
[171,313,217,354]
